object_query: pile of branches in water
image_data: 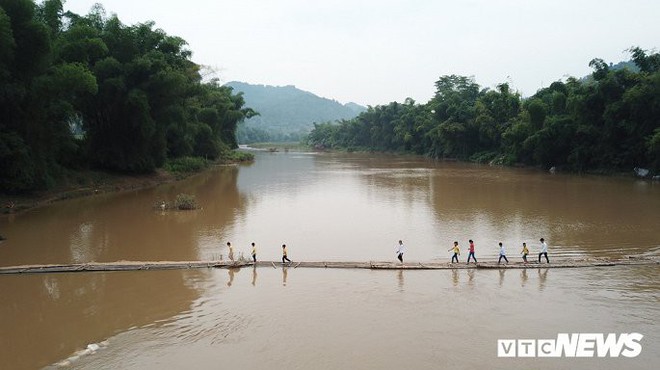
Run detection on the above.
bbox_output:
[153,193,199,211]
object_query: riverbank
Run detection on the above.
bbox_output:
[0,170,176,216]
[305,144,656,179]
[0,151,254,217]
[241,142,309,152]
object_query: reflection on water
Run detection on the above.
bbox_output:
[538,268,549,291]
[0,165,248,266]
[0,150,659,369]
[229,152,660,261]
[227,267,239,287]
[0,270,203,370]
[467,268,475,287]
[26,266,657,370]
[520,268,528,287]
[397,269,404,292]
[1,151,659,266]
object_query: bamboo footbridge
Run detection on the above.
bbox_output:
[0,256,658,275]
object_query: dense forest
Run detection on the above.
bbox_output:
[0,0,255,193]
[227,81,365,143]
[307,48,660,174]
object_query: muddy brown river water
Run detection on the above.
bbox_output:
[1,150,658,369]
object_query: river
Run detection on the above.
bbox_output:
[0,150,658,369]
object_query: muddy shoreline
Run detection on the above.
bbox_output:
[0,169,180,217]
[0,157,251,218]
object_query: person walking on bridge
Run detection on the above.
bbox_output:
[449,241,460,263]
[395,240,405,263]
[538,238,550,264]
[282,244,292,264]
[466,239,477,264]
[251,242,257,262]
[227,242,234,261]
[498,242,509,264]
[521,242,529,263]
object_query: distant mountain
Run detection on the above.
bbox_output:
[580,60,640,83]
[609,60,640,73]
[225,81,366,143]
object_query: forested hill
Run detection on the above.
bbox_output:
[225,82,366,143]
[307,48,660,174]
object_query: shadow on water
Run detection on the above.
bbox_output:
[322,152,660,259]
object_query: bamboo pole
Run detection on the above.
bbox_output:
[0,257,656,275]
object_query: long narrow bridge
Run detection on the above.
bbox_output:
[0,256,657,275]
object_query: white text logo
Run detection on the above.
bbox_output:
[497,333,643,358]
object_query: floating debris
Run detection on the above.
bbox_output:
[634,167,650,178]
[152,193,199,211]
[152,200,171,211]
[53,341,109,367]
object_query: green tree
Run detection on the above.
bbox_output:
[0,0,95,191]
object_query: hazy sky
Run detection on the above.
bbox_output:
[64,0,659,106]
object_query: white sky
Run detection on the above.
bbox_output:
[63,0,659,106]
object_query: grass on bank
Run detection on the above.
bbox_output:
[1,150,254,215]
[245,142,309,151]
[165,151,254,175]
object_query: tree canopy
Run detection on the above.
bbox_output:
[0,0,254,193]
[308,48,660,174]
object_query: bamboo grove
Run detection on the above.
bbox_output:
[307,49,660,174]
[0,0,255,193]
